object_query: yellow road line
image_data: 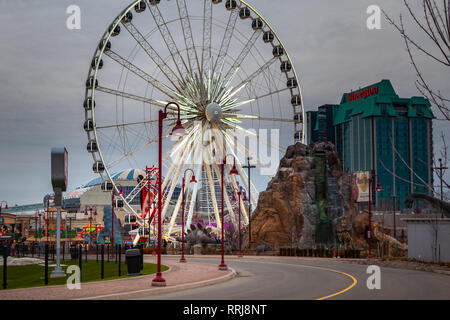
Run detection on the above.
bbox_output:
[238,259,358,300]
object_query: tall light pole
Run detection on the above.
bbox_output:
[180,168,197,263]
[152,101,186,287]
[242,157,255,248]
[433,158,448,218]
[219,154,239,270]
[368,172,382,258]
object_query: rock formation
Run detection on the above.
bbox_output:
[249,142,361,249]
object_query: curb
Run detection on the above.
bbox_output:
[76,267,236,300]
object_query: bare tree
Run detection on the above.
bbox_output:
[383,1,449,194]
[383,0,450,121]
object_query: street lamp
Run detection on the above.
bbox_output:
[368,173,382,258]
[180,168,197,263]
[152,101,186,287]
[0,201,8,236]
[219,154,239,271]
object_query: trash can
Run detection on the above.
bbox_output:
[125,249,142,276]
[70,246,79,260]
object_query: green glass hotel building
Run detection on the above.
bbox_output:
[307,80,434,209]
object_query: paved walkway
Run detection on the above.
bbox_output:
[0,256,235,300]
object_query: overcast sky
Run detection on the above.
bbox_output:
[0,0,448,206]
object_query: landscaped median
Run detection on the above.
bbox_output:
[0,259,168,290]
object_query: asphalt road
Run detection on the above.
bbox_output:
[137,256,450,300]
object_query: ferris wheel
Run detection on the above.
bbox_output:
[83,0,305,238]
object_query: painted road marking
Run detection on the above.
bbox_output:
[225,259,358,300]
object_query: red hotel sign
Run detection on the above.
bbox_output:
[347,86,378,102]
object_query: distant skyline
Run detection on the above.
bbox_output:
[0,0,448,205]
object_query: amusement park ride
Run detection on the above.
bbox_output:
[83,0,305,246]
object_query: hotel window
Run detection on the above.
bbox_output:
[416,105,424,116]
[379,104,389,115]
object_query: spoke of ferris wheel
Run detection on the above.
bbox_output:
[96,128,121,156]
[159,129,201,222]
[105,130,171,170]
[219,133,250,225]
[201,0,212,77]
[224,115,296,123]
[184,126,206,229]
[220,128,260,207]
[222,29,262,87]
[212,5,239,78]
[227,57,279,100]
[176,0,201,78]
[228,121,286,154]
[209,146,238,227]
[204,161,221,230]
[104,50,179,101]
[95,86,169,109]
[96,118,172,130]
[145,0,190,82]
[209,126,239,226]
[204,141,224,230]
[222,88,291,111]
[166,131,203,236]
[159,126,198,194]
[168,122,198,160]
[121,21,184,91]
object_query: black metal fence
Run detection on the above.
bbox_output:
[1,243,133,290]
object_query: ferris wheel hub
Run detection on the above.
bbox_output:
[205,102,223,123]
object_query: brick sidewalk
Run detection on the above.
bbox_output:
[0,256,235,300]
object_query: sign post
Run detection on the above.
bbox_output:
[50,147,68,278]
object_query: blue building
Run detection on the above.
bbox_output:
[307,80,435,209]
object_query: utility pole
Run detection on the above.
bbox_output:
[433,158,448,218]
[392,195,396,239]
[243,157,256,247]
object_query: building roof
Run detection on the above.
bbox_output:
[83,168,146,188]
[333,80,434,126]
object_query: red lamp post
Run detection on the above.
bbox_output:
[152,101,186,287]
[219,155,239,271]
[368,173,382,258]
[0,201,8,235]
[180,168,197,263]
